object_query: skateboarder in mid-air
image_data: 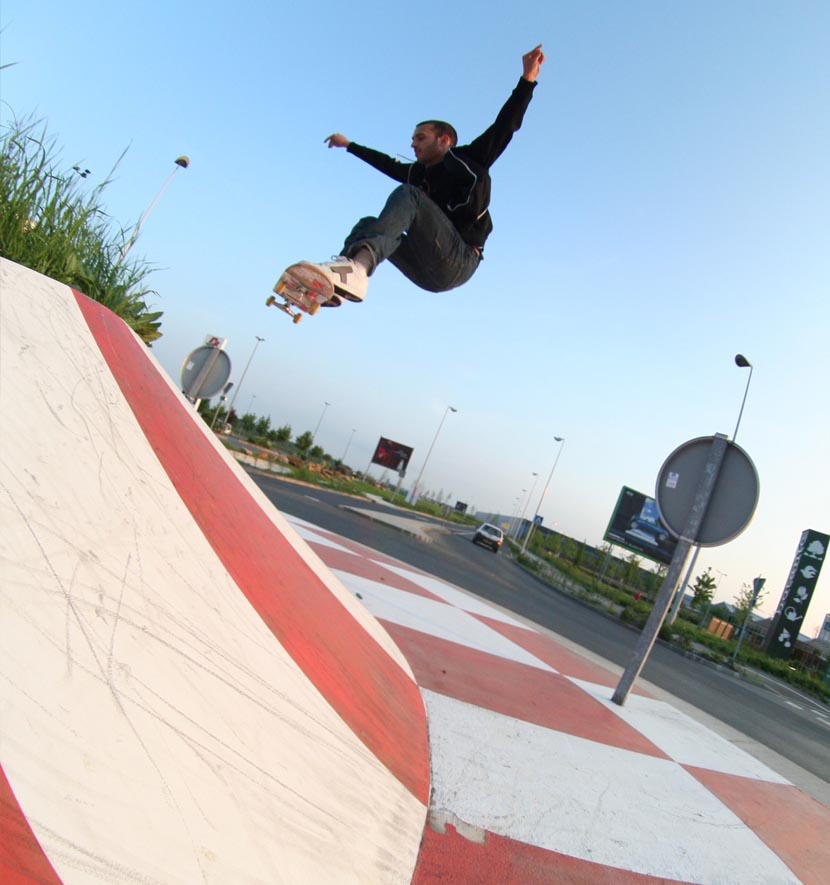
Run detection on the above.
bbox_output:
[282,44,545,309]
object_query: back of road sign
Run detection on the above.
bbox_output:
[656,436,759,547]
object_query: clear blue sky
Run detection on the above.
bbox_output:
[3,1,828,636]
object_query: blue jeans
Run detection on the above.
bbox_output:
[342,185,481,293]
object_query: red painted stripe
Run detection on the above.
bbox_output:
[686,767,830,885]
[73,292,429,804]
[473,615,655,696]
[382,622,670,758]
[307,544,447,602]
[0,765,62,884]
[412,822,690,884]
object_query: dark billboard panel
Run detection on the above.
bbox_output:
[604,486,678,565]
[371,437,414,473]
[763,529,829,658]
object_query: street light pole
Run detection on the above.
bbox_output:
[732,354,753,443]
[410,405,457,502]
[118,156,190,265]
[340,428,357,465]
[225,336,265,422]
[521,437,565,555]
[516,471,539,541]
[312,402,331,444]
[510,490,527,539]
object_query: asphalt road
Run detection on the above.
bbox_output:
[251,473,830,793]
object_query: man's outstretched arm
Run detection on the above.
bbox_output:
[464,44,545,167]
[324,132,410,183]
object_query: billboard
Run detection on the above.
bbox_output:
[371,436,414,474]
[763,529,829,659]
[604,486,678,565]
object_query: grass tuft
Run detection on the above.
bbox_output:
[0,114,163,343]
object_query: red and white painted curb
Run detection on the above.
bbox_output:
[292,516,830,884]
[0,259,428,883]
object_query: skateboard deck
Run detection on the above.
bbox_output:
[266,262,335,324]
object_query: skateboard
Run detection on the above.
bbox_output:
[266,262,335,324]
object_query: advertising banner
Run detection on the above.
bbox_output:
[604,486,678,565]
[371,437,414,474]
[763,529,829,659]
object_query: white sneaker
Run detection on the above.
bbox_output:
[313,257,368,305]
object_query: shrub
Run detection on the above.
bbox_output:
[0,115,163,343]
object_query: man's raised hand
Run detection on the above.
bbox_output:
[324,133,350,149]
[522,44,545,82]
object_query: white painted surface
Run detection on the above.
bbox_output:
[571,679,792,783]
[424,691,800,884]
[332,571,555,671]
[0,261,424,883]
[376,562,533,627]
[289,517,369,555]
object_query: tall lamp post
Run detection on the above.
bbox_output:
[225,335,265,422]
[732,354,753,443]
[521,437,565,555]
[410,405,457,502]
[510,490,527,539]
[516,471,539,541]
[118,155,190,264]
[312,401,331,444]
[340,428,357,465]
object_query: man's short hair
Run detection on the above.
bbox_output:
[417,120,458,147]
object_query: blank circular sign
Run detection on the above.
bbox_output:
[181,345,232,399]
[655,436,759,547]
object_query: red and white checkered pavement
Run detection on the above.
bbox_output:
[3,258,828,884]
[291,516,830,885]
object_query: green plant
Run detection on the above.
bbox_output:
[0,115,163,343]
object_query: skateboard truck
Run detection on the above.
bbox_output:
[266,264,333,324]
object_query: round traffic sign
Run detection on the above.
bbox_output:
[181,345,232,399]
[655,436,759,547]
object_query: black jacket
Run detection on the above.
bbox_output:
[346,77,537,251]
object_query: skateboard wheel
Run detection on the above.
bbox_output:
[266,295,276,306]
[274,280,287,295]
[309,303,320,316]
[293,314,302,324]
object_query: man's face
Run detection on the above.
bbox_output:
[411,125,448,166]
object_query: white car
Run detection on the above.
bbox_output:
[473,523,504,553]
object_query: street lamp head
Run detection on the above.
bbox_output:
[449,406,458,413]
[175,156,190,169]
[735,354,751,369]
[554,436,564,442]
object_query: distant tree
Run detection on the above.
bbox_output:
[294,430,313,454]
[691,568,717,609]
[239,412,256,434]
[309,445,324,459]
[560,538,577,561]
[733,581,767,620]
[255,415,271,436]
[624,553,642,586]
[275,424,291,442]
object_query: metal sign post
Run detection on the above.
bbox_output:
[612,433,760,705]
[612,435,729,705]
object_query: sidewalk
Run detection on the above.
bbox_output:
[291,511,830,884]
